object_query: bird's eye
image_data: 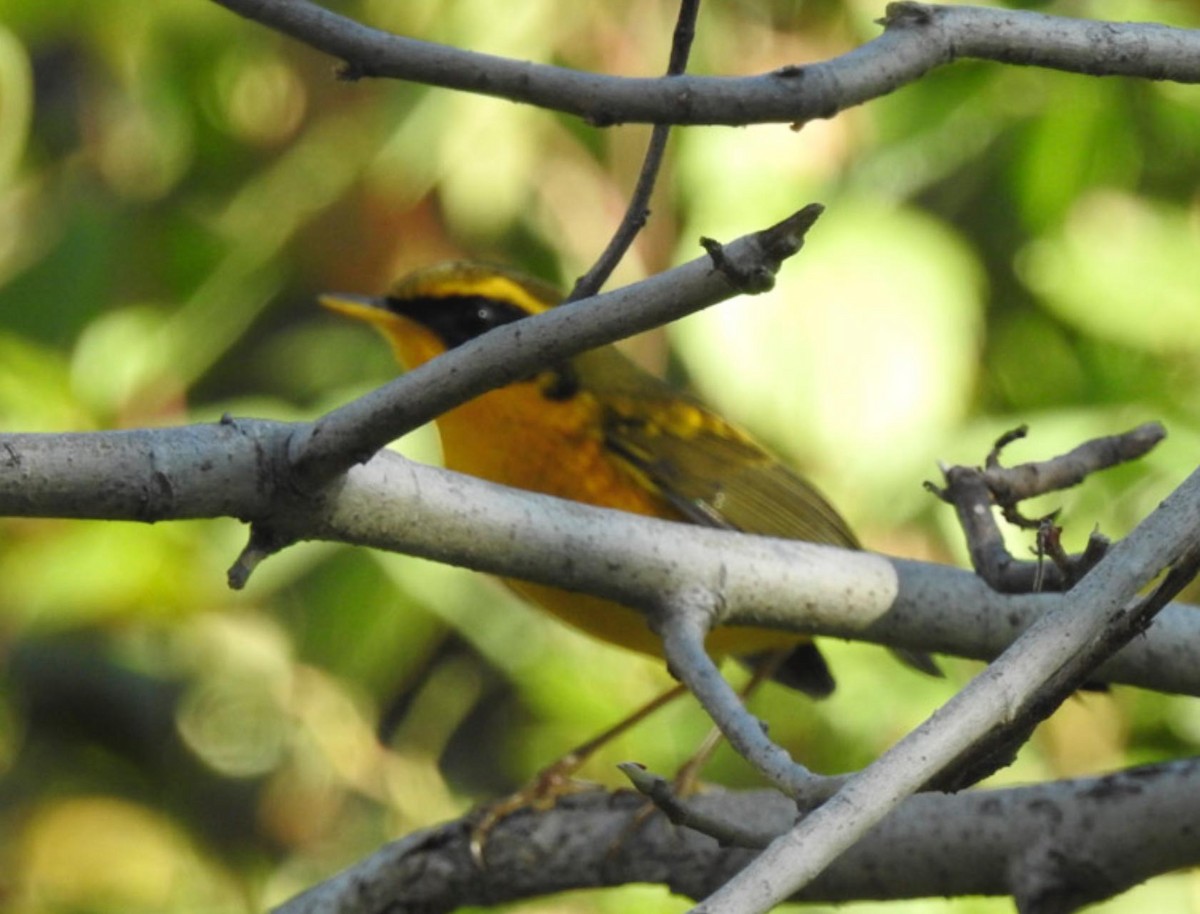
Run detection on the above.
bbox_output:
[475,304,498,328]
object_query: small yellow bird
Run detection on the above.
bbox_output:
[321,261,936,697]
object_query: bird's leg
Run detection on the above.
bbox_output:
[470,682,689,864]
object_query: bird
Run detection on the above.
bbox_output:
[319,261,936,791]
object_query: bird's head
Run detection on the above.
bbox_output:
[320,261,561,369]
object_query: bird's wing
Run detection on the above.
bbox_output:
[597,385,940,682]
[599,394,857,546]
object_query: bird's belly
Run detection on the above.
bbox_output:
[508,578,802,660]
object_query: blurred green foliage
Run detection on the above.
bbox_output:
[1,0,1199,911]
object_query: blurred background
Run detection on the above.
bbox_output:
[1,0,1200,911]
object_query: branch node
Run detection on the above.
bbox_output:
[228,523,295,589]
[881,2,936,28]
[923,478,949,501]
[334,60,370,81]
[701,236,772,292]
[583,110,619,128]
[753,202,825,263]
[702,203,824,295]
[772,64,805,79]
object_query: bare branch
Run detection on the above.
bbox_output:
[288,206,824,489]
[207,1,1200,127]
[928,423,1164,591]
[3,425,1198,698]
[655,587,820,799]
[982,422,1166,505]
[273,760,1200,913]
[0,419,284,521]
[567,0,701,302]
[13,3,1200,912]
[695,465,1200,911]
[619,763,790,849]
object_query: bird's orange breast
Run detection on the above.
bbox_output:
[434,380,804,659]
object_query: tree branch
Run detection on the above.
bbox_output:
[695,463,1200,912]
[207,1,1200,127]
[929,423,1165,592]
[272,760,1200,913]
[287,206,823,488]
[655,587,819,799]
[14,2,1199,912]
[567,0,701,302]
[2,425,1198,698]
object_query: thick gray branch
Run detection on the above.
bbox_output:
[274,760,1200,913]
[0,421,283,521]
[2,426,1197,698]
[207,1,1200,127]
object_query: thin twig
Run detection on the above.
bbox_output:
[569,0,702,302]
[654,587,818,800]
[927,424,1162,592]
[618,763,781,849]
[288,205,824,494]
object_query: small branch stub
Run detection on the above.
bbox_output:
[702,203,824,294]
[228,524,296,589]
[881,2,937,28]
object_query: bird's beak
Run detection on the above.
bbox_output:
[319,291,441,367]
[318,292,392,326]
